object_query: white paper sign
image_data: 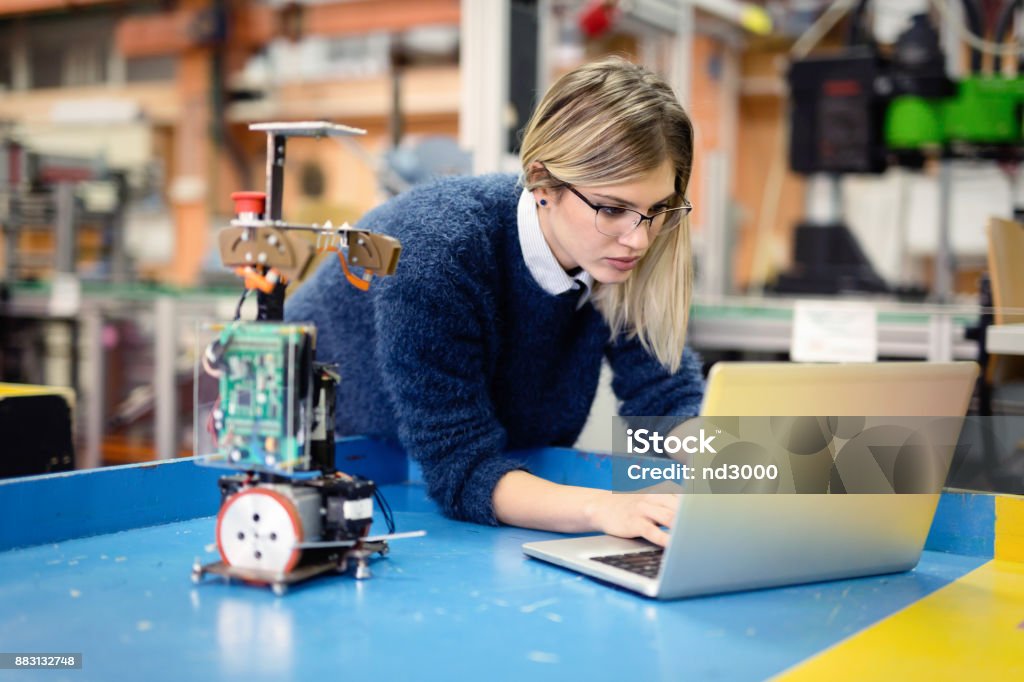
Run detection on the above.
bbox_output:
[48,273,82,317]
[790,300,878,363]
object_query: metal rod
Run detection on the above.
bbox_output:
[294,530,426,549]
[265,134,286,222]
[934,160,953,303]
[54,182,75,274]
[80,307,104,469]
[154,296,177,460]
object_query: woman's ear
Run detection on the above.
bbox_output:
[526,160,547,186]
[527,161,552,207]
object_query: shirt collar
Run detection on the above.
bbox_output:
[517,188,593,308]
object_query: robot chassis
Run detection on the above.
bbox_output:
[191,122,419,596]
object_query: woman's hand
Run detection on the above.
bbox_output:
[492,471,680,545]
[585,492,680,547]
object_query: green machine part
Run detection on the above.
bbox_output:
[886,96,946,149]
[943,76,1024,144]
[886,76,1024,151]
[214,322,316,472]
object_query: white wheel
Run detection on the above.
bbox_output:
[216,488,304,574]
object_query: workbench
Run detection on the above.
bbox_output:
[1,441,1021,681]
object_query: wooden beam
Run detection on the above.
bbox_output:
[0,0,117,17]
[166,0,213,286]
[303,0,460,37]
[117,0,459,59]
[116,8,218,59]
[231,5,276,49]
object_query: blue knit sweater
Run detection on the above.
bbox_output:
[285,173,704,524]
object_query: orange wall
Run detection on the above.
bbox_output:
[687,34,724,241]
[733,46,805,290]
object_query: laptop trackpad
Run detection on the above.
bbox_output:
[525,534,654,560]
[523,535,664,596]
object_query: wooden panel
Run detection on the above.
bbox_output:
[987,217,1024,326]
[987,217,1024,383]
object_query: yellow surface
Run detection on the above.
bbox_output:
[996,495,1024,564]
[777,560,1024,680]
[0,382,74,404]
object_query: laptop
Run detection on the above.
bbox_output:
[522,361,979,599]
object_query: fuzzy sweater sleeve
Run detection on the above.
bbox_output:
[605,336,705,418]
[370,232,526,526]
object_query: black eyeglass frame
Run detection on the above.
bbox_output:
[547,172,693,238]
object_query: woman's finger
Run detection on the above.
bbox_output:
[639,500,677,529]
[640,522,671,547]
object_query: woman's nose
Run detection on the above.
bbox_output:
[618,222,651,251]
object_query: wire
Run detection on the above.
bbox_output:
[845,0,871,48]
[928,0,1024,57]
[233,287,251,320]
[201,351,224,378]
[201,323,237,379]
[205,396,221,447]
[993,0,1023,73]
[793,1,1024,62]
[373,487,396,534]
[958,0,985,73]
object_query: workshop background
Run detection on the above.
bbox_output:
[1,0,1023,498]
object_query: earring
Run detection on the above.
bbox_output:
[539,199,547,206]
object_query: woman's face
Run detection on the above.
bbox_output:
[533,159,676,284]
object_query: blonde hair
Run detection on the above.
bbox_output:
[520,57,695,374]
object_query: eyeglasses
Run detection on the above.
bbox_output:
[548,173,693,239]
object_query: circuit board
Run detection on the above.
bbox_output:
[209,322,315,472]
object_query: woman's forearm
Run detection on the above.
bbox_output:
[492,469,680,547]
[491,470,607,533]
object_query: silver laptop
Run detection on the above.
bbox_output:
[522,361,979,599]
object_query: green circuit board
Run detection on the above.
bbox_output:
[211,322,314,472]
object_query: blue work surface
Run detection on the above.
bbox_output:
[0,450,988,682]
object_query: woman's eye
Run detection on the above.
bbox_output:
[598,206,628,217]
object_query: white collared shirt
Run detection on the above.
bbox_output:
[517,188,594,309]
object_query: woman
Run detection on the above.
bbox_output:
[285,57,703,546]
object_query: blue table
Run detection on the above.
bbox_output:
[0,442,995,682]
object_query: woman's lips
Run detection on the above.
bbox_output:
[605,256,639,272]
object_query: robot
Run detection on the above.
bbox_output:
[191,122,420,596]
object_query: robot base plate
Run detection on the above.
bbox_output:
[192,541,388,596]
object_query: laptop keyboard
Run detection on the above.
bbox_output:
[591,548,664,579]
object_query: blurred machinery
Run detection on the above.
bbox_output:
[775,0,1024,298]
[0,136,132,438]
[191,121,419,596]
[0,136,130,283]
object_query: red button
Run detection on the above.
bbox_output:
[231,191,266,216]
